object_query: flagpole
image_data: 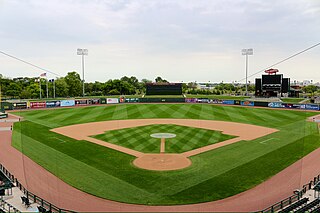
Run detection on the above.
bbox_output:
[39,78,42,99]
[46,74,48,99]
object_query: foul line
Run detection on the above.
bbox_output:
[259,138,279,144]
[52,137,67,143]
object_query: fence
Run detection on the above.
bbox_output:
[0,198,20,213]
[0,164,76,213]
[259,174,320,213]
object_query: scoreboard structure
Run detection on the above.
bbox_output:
[146,83,182,95]
[255,69,290,97]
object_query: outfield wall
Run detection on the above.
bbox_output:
[3,98,320,111]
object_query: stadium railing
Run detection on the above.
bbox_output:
[0,164,76,213]
[0,198,20,213]
[259,174,320,213]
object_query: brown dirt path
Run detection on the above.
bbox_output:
[51,119,278,158]
[0,114,319,212]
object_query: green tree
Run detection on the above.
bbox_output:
[6,82,22,98]
[155,76,168,83]
[302,85,318,97]
[64,72,82,97]
[55,78,68,97]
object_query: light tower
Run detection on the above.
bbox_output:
[77,48,88,97]
[241,48,253,96]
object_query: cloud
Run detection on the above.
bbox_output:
[0,0,319,82]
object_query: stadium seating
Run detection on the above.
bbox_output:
[21,196,31,208]
[293,198,320,212]
[310,205,320,213]
[278,197,309,213]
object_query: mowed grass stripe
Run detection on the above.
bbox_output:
[11,104,320,205]
[93,124,235,153]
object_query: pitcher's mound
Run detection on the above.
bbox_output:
[133,154,192,171]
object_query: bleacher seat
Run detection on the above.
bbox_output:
[279,197,309,213]
[294,199,320,212]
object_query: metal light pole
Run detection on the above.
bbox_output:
[77,48,88,97]
[39,78,42,99]
[241,48,253,96]
[46,77,49,99]
[53,79,56,99]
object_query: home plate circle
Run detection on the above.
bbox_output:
[133,154,192,171]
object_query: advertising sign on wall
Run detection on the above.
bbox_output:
[234,100,241,105]
[222,100,235,105]
[209,99,223,104]
[301,104,320,111]
[88,99,100,105]
[107,98,119,104]
[60,100,75,107]
[197,98,209,103]
[268,102,284,108]
[253,101,269,107]
[185,98,197,103]
[75,99,88,105]
[125,98,139,103]
[12,102,27,109]
[241,101,254,106]
[30,102,46,108]
[46,101,61,108]
[100,98,106,104]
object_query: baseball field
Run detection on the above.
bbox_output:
[11,104,320,205]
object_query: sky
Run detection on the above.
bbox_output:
[0,0,319,83]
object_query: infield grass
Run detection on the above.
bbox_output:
[92,124,235,153]
[11,104,320,205]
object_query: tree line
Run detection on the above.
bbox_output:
[0,72,256,99]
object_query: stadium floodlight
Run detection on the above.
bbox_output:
[242,48,253,96]
[77,48,88,97]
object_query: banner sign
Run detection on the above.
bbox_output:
[75,99,88,105]
[268,102,284,108]
[60,100,75,107]
[241,101,254,106]
[185,98,197,103]
[234,100,241,105]
[12,102,27,109]
[88,99,100,104]
[197,98,209,103]
[46,101,61,108]
[30,102,46,108]
[253,101,269,107]
[209,99,223,104]
[301,104,319,111]
[107,98,119,104]
[222,100,235,105]
[100,98,106,104]
[125,98,139,103]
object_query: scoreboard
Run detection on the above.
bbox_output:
[146,83,182,95]
[262,74,282,91]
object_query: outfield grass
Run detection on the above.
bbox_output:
[92,124,235,153]
[11,104,320,205]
